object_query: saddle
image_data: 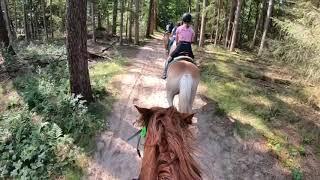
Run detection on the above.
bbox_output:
[171,56,195,64]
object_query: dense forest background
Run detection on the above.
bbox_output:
[1,0,320,179]
[2,0,320,82]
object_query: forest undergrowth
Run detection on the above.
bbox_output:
[0,41,125,179]
[197,44,320,179]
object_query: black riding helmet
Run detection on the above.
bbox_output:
[182,13,192,23]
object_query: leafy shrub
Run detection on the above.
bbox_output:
[0,42,120,178]
[13,61,104,144]
[0,108,80,179]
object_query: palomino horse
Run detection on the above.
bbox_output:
[135,106,202,180]
[163,32,171,54]
[165,41,200,113]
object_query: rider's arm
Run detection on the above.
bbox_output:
[176,28,180,43]
[191,29,195,43]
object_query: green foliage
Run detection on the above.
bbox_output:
[13,61,103,144]
[292,168,303,180]
[200,46,318,175]
[268,1,320,83]
[158,0,190,28]
[0,42,123,179]
[0,109,80,179]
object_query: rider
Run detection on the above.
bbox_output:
[162,13,195,79]
[168,22,181,49]
[165,22,174,34]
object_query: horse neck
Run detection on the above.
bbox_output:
[158,134,201,180]
[139,145,158,180]
[140,113,201,180]
[157,122,201,180]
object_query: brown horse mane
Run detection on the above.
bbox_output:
[135,106,202,180]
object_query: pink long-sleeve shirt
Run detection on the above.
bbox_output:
[176,24,195,43]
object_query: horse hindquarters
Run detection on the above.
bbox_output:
[179,74,198,113]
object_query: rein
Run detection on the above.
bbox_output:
[127,127,147,158]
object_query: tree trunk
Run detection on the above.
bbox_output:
[222,0,229,43]
[250,0,263,48]
[193,0,200,42]
[50,0,53,38]
[66,0,93,102]
[260,0,268,30]
[112,0,118,35]
[188,0,192,13]
[59,1,66,34]
[258,0,273,56]
[106,9,110,35]
[97,10,102,29]
[134,0,139,45]
[214,0,221,46]
[91,0,96,43]
[152,0,157,32]
[119,0,124,44]
[30,0,35,39]
[23,0,31,41]
[42,0,48,40]
[146,0,154,38]
[0,0,15,41]
[199,0,208,47]
[14,0,18,34]
[229,0,243,52]
[125,0,129,39]
[0,1,15,55]
[128,0,133,43]
[225,0,237,47]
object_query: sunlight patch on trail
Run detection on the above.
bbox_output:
[138,46,154,51]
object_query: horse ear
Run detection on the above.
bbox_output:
[182,113,194,125]
[135,105,153,116]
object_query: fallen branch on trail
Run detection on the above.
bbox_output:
[88,52,105,59]
[101,41,117,52]
[244,72,292,86]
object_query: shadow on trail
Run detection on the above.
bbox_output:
[193,94,290,179]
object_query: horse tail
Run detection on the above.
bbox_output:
[179,74,193,113]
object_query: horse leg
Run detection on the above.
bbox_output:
[166,79,176,107]
[167,90,174,107]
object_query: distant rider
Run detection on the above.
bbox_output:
[162,13,195,79]
[168,22,181,50]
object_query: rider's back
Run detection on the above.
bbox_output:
[176,25,194,43]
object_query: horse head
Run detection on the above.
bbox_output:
[135,105,202,180]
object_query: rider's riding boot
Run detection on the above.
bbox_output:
[162,56,172,79]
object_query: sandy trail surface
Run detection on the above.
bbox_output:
[87,39,289,180]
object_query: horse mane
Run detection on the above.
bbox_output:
[137,106,202,180]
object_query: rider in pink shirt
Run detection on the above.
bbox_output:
[162,13,195,79]
[176,24,194,43]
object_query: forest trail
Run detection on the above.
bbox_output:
[87,38,289,180]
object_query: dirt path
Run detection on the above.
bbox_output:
[87,39,290,180]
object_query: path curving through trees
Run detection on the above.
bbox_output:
[87,38,289,180]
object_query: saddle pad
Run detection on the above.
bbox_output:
[172,56,194,64]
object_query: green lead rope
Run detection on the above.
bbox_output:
[126,126,147,158]
[140,126,147,138]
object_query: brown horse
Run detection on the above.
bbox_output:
[165,41,200,113]
[135,105,202,180]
